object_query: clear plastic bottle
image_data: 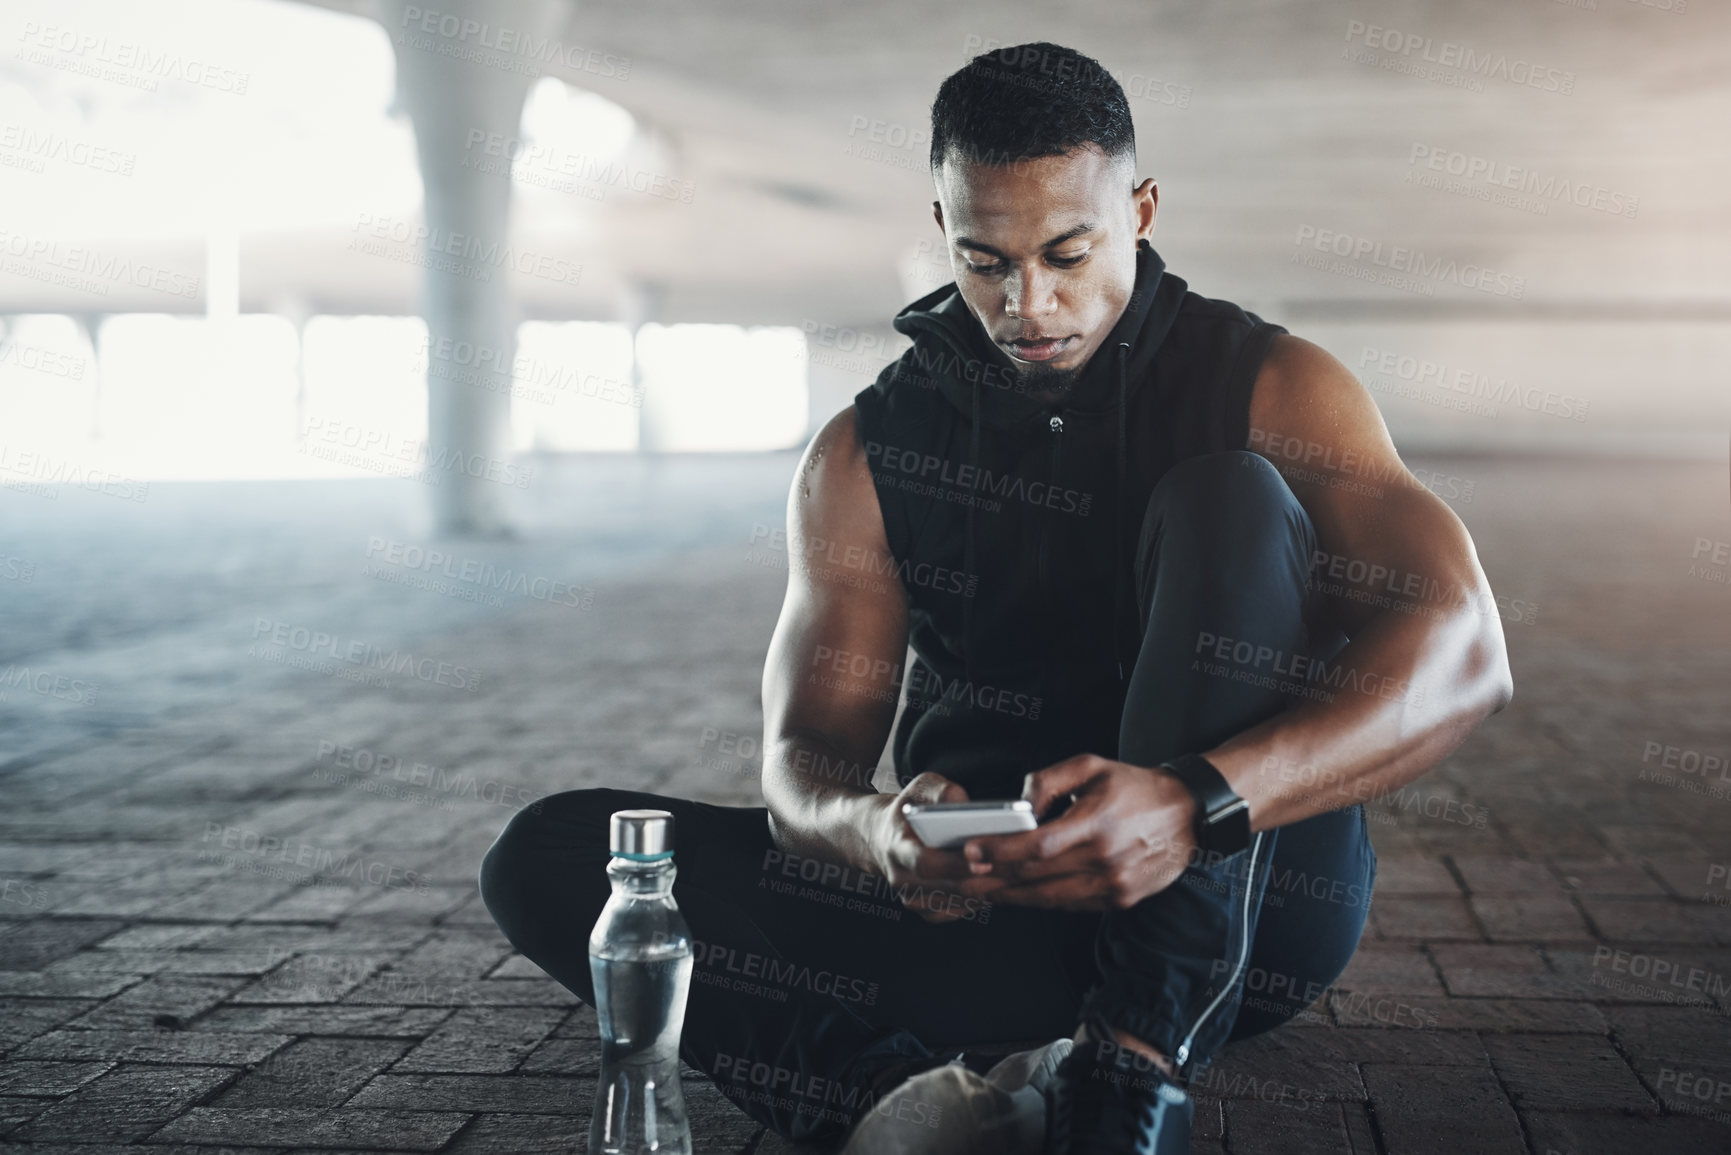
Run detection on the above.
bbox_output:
[587,809,694,1155]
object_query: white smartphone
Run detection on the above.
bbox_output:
[901,800,1037,848]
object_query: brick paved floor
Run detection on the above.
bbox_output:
[0,453,1727,1153]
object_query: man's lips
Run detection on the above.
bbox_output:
[1003,335,1075,363]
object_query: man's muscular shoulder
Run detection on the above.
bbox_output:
[1245,333,1403,472]
[793,406,894,567]
[1250,334,1364,437]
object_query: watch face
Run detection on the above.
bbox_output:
[1200,800,1252,856]
[1210,798,1250,823]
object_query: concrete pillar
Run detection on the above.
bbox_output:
[68,312,105,440]
[266,292,313,444]
[376,0,565,537]
[618,281,664,454]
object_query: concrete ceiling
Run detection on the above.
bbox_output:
[409,0,1731,327]
[4,0,1728,329]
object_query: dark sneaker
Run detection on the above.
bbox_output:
[1046,1015,1192,1155]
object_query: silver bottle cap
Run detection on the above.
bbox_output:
[609,809,674,859]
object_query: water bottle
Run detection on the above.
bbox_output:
[587,809,694,1154]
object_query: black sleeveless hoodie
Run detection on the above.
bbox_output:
[853,240,1286,800]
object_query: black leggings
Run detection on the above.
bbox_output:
[480,451,1377,1143]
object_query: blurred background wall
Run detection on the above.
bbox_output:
[0,0,1725,522]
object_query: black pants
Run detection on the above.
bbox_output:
[480,451,1377,1144]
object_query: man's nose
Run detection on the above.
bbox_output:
[1004,265,1059,318]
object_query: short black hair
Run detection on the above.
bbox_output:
[929,42,1134,173]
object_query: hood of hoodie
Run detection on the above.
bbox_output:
[888,238,1183,433]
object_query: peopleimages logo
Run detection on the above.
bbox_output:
[690,939,879,1006]
[0,664,98,706]
[0,226,200,299]
[0,443,149,502]
[747,524,978,598]
[1689,537,1730,588]
[410,334,644,409]
[1406,145,1637,220]
[14,20,252,95]
[461,129,693,204]
[1293,225,1526,299]
[1343,20,1576,95]
[1195,631,1425,707]
[1590,946,1731,1005]
[364,536,594,609]
[313,740,541,812]
[0,122,137,179]
[395,7,631,80]
[300,418,534,489]
[904,663,1043,721]
[249,618,480,692]
[350,212,583,287]
[0,334,90,379]
[760,848,994,924]
[865,439,1093,517]
[198,823,430,892]
[1358,347,1591,422]
[712,1054,942,1131]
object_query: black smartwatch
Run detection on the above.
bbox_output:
[1159,753,1253,858]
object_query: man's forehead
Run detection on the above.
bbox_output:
[937,147,1131,224]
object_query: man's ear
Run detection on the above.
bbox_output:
[1131,177,1158,243]
[931,200,944,234]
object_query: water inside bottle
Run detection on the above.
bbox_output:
[589,950,693,1153]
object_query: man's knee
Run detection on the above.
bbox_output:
[478,787,628,922]
[1138,451,1310,582]
[1147,451,1292,527]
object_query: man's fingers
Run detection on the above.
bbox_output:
[910,899,967,923]
[978,871,1108,911]
[968,800,1101,867]
[904,772,969,806]
[950,867,1079,900]
[909,846,974,880]
[900,877,979,920]
[887,774,972,880]
[1021,756,1109,816]
[984,842,1103,884]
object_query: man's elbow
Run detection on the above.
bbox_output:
[1465,616,1514,717]
[759,756,806,852]
[1482,656,1515,716]
[760,764,790,833]
[764,807,789,852]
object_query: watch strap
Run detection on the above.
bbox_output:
[1159,753,1252,857]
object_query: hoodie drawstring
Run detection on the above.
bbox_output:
[1114,340,1130,685]
[962,375,982,690]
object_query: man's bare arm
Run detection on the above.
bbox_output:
[1208,333,1515,828]
[759,407,927,873]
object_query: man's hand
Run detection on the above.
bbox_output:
[951,755,1200,912]
[869,772,990,924]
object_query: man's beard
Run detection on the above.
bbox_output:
[1013,358,1085,401]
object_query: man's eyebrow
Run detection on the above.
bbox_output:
[952,222,1101,258]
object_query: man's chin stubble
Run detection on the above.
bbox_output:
[1014,360,1083,401]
